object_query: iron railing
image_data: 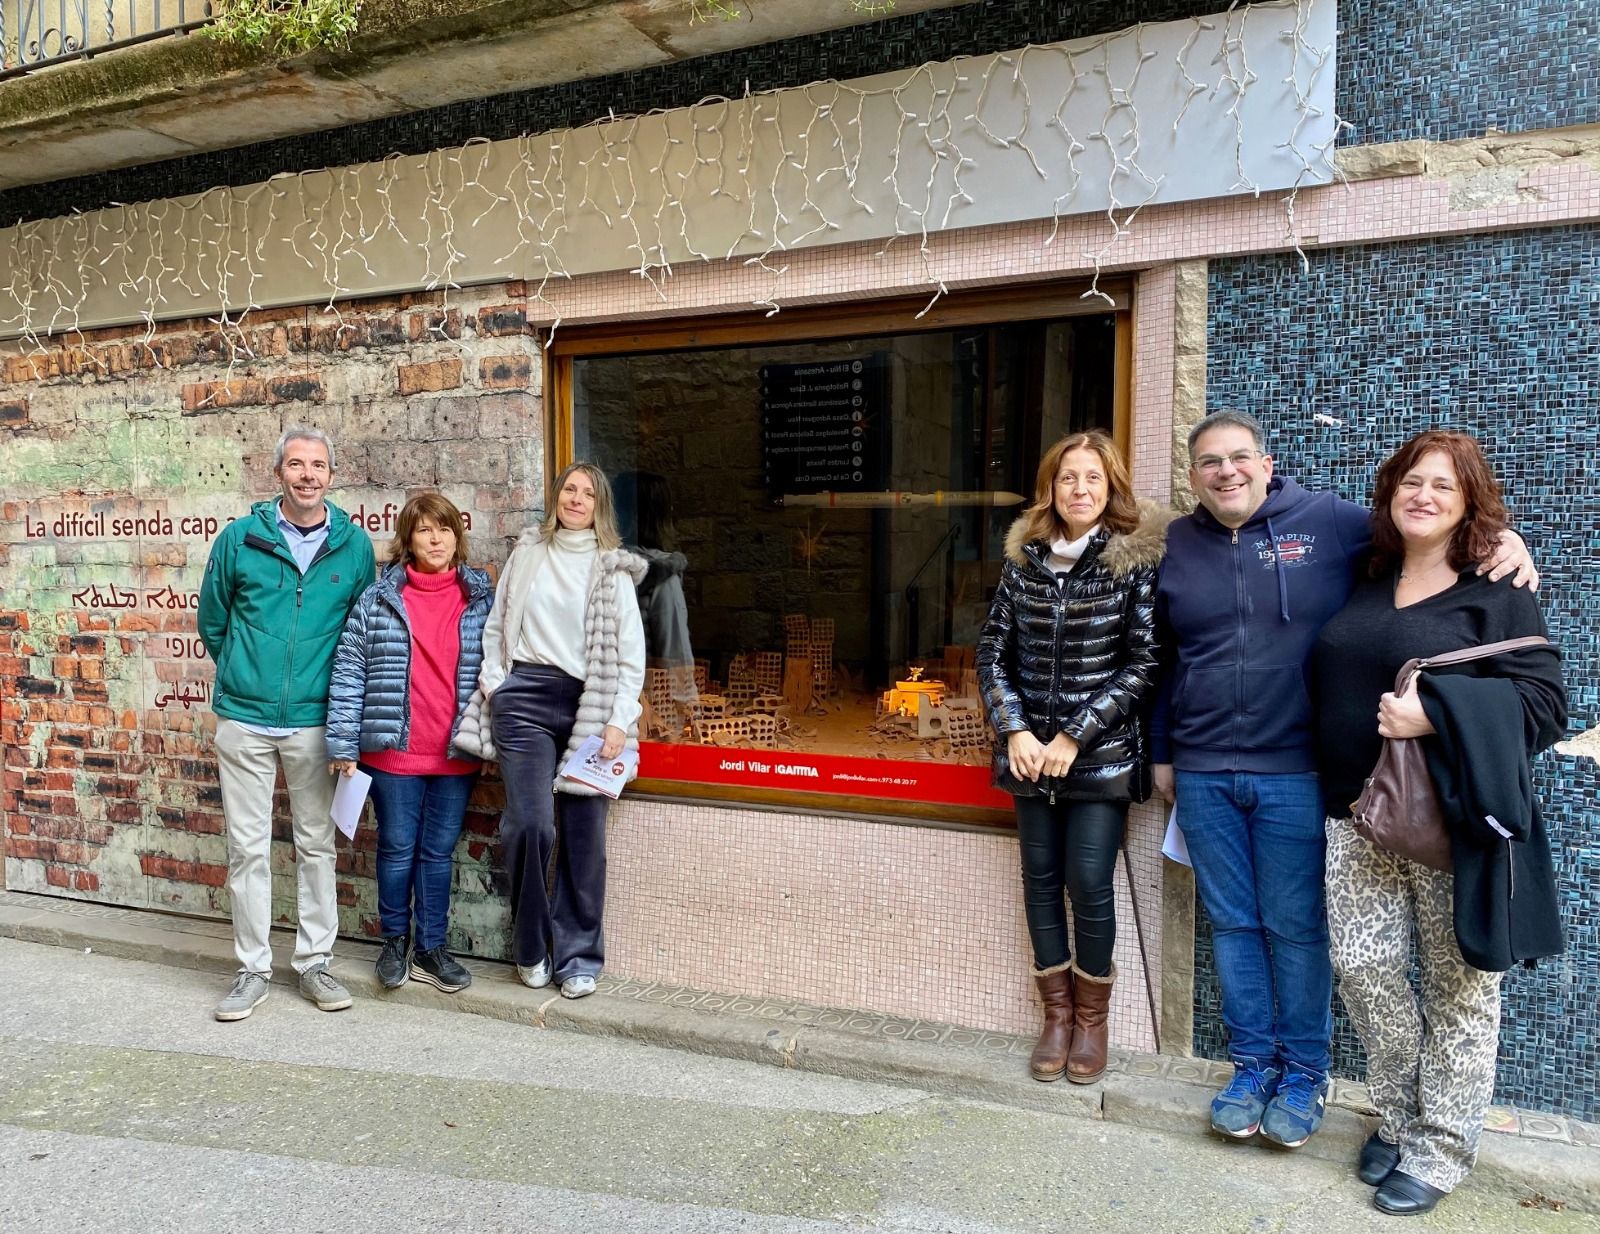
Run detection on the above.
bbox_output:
[1,2,214,81]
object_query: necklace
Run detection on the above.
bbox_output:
[1398,558,1451,581]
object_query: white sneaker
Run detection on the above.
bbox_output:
[517,958,552,989]
[560,975,596,1000]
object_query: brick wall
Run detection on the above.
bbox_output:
[0,282,541,955]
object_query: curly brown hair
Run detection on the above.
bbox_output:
[1369,430,1507,577]
[1014,430,1140,546]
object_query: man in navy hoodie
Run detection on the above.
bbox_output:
[1151,409,1534,1151]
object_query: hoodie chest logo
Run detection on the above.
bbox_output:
[1255,533,1317,569]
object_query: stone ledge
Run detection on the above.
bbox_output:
[0,887,1596,1212]
[0,0,978,191]
[1336,123,1600,184]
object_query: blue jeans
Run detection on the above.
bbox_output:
[1176,770,1332,1078]
[365,767,477,951]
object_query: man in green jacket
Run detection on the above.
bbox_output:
[198,427,375,1022]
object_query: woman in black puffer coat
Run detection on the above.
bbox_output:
[977,430,1169,1086]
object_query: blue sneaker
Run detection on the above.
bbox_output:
[1260,1066,1329,1148]
[1210,1058,1282,1139]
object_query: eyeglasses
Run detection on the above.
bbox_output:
[1193,449,1265,475]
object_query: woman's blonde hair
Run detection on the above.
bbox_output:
[541,460,621,551]
[389,492,469,568]
[1014,430,1139,546]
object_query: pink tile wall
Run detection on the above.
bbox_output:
[1131,264,1178,502]
[523,161,1600,331]
[607,796,1168,1048]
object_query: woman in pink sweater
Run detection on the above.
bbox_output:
[327,494,494,993]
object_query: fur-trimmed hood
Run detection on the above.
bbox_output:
[1003,500,1174,577]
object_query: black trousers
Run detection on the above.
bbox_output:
[491,663,610,981]
[1013,796,1128,976]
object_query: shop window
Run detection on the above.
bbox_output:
[563,291,1127,821]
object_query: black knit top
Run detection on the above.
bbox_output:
[1310,569,1561,818]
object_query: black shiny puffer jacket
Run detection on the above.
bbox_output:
[976,504,1169,802]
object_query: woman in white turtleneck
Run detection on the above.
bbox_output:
[479,462,647,1000]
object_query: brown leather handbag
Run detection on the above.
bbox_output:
[1350,635,1549,872]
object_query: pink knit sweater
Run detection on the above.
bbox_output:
[362,564,479,777]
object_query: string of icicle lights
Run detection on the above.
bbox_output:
[1,0,1342,399]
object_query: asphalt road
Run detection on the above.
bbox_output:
[0,937,1592,1233]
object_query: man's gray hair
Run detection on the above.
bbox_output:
[1187,408,1266,459]
[274,426,336,472]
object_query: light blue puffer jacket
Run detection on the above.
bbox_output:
[325,562,493,763]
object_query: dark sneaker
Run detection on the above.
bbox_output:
[298,965,354,1012]
[214,971,270,1022]
[411,946,472,993]
[1261,1066,1329,1148]
[376,935,410,989]
[1210,1058,1282,1139]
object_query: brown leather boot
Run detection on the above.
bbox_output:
[1066,961,1116,1084]
[1029,962,1074,1082]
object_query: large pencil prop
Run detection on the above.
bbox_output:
[777,491,1026,509]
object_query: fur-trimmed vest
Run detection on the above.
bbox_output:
[478,525,648,796]
[975,501,1172,802]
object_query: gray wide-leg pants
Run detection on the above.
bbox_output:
[492,664,610,982]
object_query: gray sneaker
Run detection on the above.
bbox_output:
[299,965,353,1012]
[215,971,270,1022]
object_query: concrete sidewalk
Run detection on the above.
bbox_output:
[1,888,1595,1215]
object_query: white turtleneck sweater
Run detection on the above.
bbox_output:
[510,526,645,733]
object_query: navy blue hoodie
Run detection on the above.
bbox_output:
[1151,477,1371,774]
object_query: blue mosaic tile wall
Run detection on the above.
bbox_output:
[1200,223,1600,1120]
[10,0,1598,224]
[1337,0,1600,146]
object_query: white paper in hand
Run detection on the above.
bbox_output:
[559,733,636,799]
[1161,804,1191,867]
[331,767,373,840]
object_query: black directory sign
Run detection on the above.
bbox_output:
[760,354,886,496]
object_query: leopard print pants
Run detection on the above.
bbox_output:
[1325,818,1503,1193]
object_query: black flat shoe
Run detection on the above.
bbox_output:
[1358,1130,1401,1186]
[1374,1170,1447,1216]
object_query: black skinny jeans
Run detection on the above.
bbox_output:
[1013,796,1127,976]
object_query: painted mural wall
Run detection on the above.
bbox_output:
[1,283,541,953]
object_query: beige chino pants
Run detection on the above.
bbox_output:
[213,720,339,976]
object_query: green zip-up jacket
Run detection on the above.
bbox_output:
[198,500,376,728]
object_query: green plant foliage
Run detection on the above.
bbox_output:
[204,0,365,56]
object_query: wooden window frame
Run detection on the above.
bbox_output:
[544,279,1136,828]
